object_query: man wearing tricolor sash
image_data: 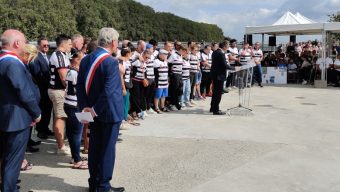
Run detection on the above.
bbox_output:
[76,28,124,192]
[0,29,41,192]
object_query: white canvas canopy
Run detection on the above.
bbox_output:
[245,12,340,81]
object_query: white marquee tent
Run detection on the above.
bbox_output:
[245,11,340,81]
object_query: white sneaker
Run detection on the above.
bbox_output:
[302,80,307,85]
[181,103,186,108]
[232,86,237,89]
[138,111,145,119]
[228,87,233,91]
[57,145,71,155]
[143,111,148,117]
[147,108,156,114]
[185,102,193,107]
[190,100,196,105]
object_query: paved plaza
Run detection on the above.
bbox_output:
[21,85,340,192]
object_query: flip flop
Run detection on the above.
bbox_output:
[21,162,33,171]
[129,121,140,126]
[72,161,88,170]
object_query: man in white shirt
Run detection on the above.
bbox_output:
[315,56,334,84]
[331,54,340,86]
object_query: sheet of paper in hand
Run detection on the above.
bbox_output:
[75,112,94,123]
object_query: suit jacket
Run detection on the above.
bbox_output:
[29,52,50,89]
[0,51,41,132]
[76,47,124,123]
[211,48,235,81]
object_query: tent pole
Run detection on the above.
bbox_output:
[262,33,264,47]
[321,29,326,81]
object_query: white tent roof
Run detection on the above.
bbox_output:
[272,11,316,25]
[245,12,340,35]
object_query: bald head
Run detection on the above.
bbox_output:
[1,29,26,55]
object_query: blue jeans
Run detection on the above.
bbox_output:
[123,90,130,121]
[253,64,263,84]
[181,79,191,104]
[64,105,83,162]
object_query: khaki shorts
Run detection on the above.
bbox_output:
[48,89,67,118]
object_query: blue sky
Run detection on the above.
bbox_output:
[135,0,340,43]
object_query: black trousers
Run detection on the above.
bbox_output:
[35,87,52,133]
[169,73,183,106]
[0,128,30,192]
[144,80,156,110]
[201,71,212,95]
[130,80,146,114]
[189,73,196,100]
[210,78,224,113]
[226,71,234,88]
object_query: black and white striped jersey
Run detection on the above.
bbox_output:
[154,59,169,88]
[49,51,70,89]
[168,51,183,75]
[64,67,78,107]
[189,53,199,73]
[228,47,239,65]
[182,58,191,80]
[201,52,212,73]
[131,60,146,81]
[239,48,252,65]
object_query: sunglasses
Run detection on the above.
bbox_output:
[42,44,49,48]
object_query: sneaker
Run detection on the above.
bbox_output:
[120,122,128,130]
[147,108,156,114]
[185,102,193,107]
[57,145,71,155]
[143,111,148,117]
[190,100,196,105]
[228,87,233,91]
[181,103,186,108]
[302,80,307,85]
[232,86,237,89]
[138,111,145,120]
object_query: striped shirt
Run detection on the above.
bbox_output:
[168,51,183,74]
[201,52,212,73]
[122,60,132,83]
[182,58,191,80]
[145,59,155,80]
[131,60,146,81]
[154,59,169,88]
[252,49,263,62]
[64,67,78,107]
[228,47,239,65]
[49,51,70,89]
[239,48,252,65]
[189,53,199,73]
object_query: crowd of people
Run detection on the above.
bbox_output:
[1,26,340,192]
[262,41,340,86]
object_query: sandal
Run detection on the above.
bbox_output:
[72,161,88,169]
[128,121,140,126]
[82,149,88,154]
[21,161,33,171]
[70,156,88,164]
[155,108,163,114]
[161,107,170,112]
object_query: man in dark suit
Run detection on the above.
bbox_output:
[0,29,41,192]
[76,27,125,192]
[210,41,235,115]
[29,37,54,139]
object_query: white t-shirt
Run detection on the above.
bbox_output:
[334,59,340,72]
[252,49,263,62]
[316,57,333,70]
[201,52,212,72]
[64,68,78,107]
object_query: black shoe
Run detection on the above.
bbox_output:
[175,104,181,110]
[213,110,226,115]
[26,146,39,153]
[223,88,229,93]
[209,108,213,113]
[37,132,48,139]
[28,139,41,147]
[117,138,123,142]
[110,187,125,192]
[259,84,263,87]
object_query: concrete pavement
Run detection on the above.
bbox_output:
[20,85,340,192]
